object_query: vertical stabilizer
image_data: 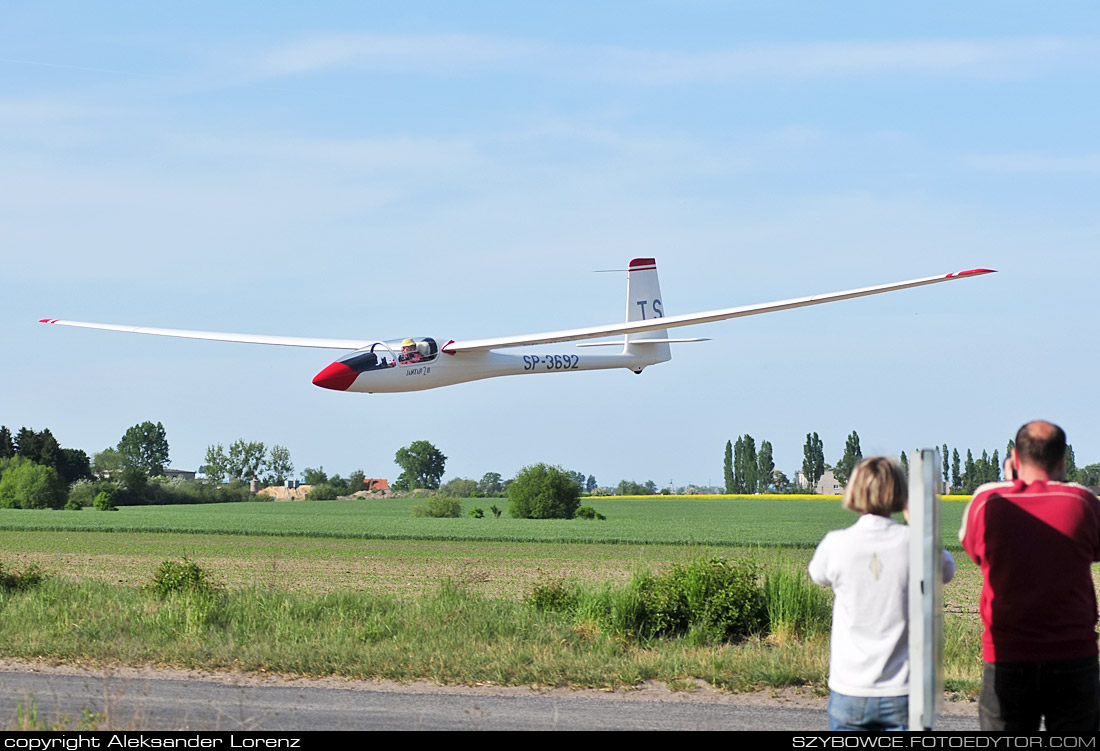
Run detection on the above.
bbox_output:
[624,258,672,364]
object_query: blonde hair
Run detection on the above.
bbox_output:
[842,456,907,516]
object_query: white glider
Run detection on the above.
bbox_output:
[41,259,994,393]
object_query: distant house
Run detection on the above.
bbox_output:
[164,469,196,481]
[795,469,841,495]
[364,478,389,491]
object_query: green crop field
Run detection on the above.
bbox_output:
[0,496,969,549]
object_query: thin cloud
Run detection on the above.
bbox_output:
[256,33,540,76]
[251,33,1095,84]
[594,38,1093,84]
[965,152,1100,174]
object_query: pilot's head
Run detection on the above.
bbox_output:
[402,338,416,352]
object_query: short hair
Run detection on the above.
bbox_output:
[1014,421,1067,474]
[843,456,908,516]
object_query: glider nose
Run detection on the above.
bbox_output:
[312,362,359,391]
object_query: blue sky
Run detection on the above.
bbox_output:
[4,2,1098,488]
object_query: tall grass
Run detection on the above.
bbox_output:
[764,569,832,641]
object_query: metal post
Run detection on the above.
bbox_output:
[908,448,944,730]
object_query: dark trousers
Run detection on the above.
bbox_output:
[980,657,1100,732]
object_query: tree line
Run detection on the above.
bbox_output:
[723,430,1100,495]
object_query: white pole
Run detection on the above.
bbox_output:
[908,448,944,730]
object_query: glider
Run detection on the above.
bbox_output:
[41,259,994,393]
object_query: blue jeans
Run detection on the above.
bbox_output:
[979,657,1100,732]
[828,691,909,731]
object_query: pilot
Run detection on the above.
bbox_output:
[398,338,421,364]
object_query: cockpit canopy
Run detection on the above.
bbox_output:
[338,337,438,373]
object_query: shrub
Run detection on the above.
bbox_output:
[507,463,581,519]
[93,490,118,511]
[526,580,579,614]
[574,506,606,520]
[411,496,461,518]
[150,558,217,598]
[0,457,67,509]
[0,561,46,592]
[489,505,502,518]
[468,506,484,518]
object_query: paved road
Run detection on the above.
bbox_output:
[0,668,979,731]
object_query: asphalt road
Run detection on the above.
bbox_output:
[0,667,979,731]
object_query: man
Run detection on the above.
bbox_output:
[960,421,1100,731]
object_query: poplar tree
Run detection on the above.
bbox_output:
[834,430,863,488]
[723,440,734,494]
[803,433,825,491]
[757,440,775,494]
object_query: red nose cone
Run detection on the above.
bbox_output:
[312,362,358,391]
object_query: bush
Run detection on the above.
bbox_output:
[489,505,502,518]
[468,506,484,518]
[526,580,580,614]
[150,558,217,598]
[0,560,46,592]
[507,463,581,519]
[93,489,118,511]
[411,496,461,518]
[574,506,606,520]
[526,556,768,644]
[0,457,67,509]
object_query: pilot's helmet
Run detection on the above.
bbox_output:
[402,338,415,350]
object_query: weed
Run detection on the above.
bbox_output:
[411,496,461,518]
[149,557,217,598]
[764,569,832,640]
[0,560,46,592]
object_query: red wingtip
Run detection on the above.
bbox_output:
[312,362,358,391]
[628,258,657,271]
[946,268,996,278]
[39,318,57,324]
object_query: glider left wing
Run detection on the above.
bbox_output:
[37,319,370,350]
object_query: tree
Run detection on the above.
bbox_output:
[585,475,597,494]
[1065,444,1078,483]
[393,440,447,491]
[771,470,791,493]
[265,445,294,485]
[1076,464,1100,488]
[951,449,962,492]
[900,451,909,475]
[55,448,92,486]
[203,444,228,484]
[802,432,825,491]
[478,472,503,497]
[227,440,266,482]
[834,431,863,488]
[0,426,13,459]
[723,440,734,494]
[941,444,950,489]
[117,421,170,476]
[0,456,67,509]
[302,467,328,485]
[507,463,581,519]
[963,449,977,494]
[93,448,124,479]
[756,440,774,493]
[440,477,478,497]
[733,435,756,494]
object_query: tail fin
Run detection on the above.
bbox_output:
[624,258,672,364]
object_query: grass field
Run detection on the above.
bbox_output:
[0,495,987,696]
